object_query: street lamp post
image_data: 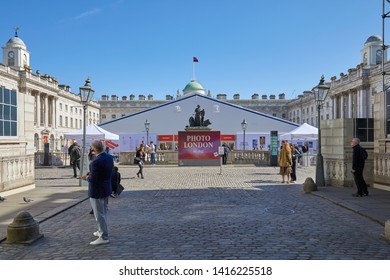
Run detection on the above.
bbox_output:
[312,75,330,187]
[241,119,247,150]
[144,119,150,144]
[78,77,95,187]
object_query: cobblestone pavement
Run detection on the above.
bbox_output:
[1,165,389,260]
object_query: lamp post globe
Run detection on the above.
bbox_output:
[312,75,330,187]
[79,77,94,187]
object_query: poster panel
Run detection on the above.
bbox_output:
[178,131,220,166]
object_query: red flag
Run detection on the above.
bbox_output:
[105,140,119,149]
[193,57,199,62]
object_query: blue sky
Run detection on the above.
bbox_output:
[1,0,383,100]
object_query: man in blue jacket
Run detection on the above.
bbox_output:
[82,140,114,245]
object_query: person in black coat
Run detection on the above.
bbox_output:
[351,138,368,197]
[135,144,145,179]
[111,166,121,197]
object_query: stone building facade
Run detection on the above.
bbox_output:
[1,32,101,153]
[97,35,390,191]
[99,89,293,123]
[0,32,101,193]
[322,35,389,191]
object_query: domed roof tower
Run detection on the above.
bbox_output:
[183,80,206,96]
[361,35,386,66]
[2,28,30,71]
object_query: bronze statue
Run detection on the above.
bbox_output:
[188,105,211,127]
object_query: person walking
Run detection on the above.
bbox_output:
[279,140,292,184]
[351,137,369,197]
[135,144,145,179]
[68,140,81,178]
[82,140,114,245]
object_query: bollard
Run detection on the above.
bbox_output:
[302,177,318,193]
[6,211,43,244]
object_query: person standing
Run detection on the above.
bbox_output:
[301,142,309,167]
[222,142,230,165]
[88,146,96,162]
[111,166,121,198]
[290,144,297,183]
[68,140,81,178]
[279,140,292,184]
[149,141,156,165]
[82,140,114,245]
[351,138,369,197]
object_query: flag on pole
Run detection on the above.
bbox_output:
[193,57,199,62]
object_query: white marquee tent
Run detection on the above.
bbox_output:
[280,123,318,140]
[64,124,119,141]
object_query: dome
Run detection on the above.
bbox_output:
[183,80,205,95]
[365,35,382,44]
[6,36,26,48]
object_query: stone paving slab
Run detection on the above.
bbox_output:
[0,165,389,260]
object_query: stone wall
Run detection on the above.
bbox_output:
[373,91,390,190]
[0,154,35,192]
[322,119,373,188]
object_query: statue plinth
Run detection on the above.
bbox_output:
[185,126,212,131]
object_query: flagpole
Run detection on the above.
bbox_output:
[192,61,195,80]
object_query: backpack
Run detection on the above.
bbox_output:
[73,145,81,159]
[361,147,368,160]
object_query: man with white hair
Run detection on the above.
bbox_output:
[82,140,114,245]
[351,137,368,197]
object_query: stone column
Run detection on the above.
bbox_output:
[340,94,344,118]
[348,91,354,118]
[40,95,45,126]
[52,98,57,129]
[36,92,41,127]
[44,95,49,128]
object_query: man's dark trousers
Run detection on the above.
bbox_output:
[353,170,367,195]
[72,160,80,177]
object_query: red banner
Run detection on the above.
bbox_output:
[158,135,178,141]
[221,134,235,141]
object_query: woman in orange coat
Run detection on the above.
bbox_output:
[279,140,292,184]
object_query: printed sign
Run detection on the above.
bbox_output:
[178,131,221,166]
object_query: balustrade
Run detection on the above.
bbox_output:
[0,155,35,192]
[374,153,390,186]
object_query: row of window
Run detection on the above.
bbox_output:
[58,115,98,128]
[58,103,99,119]
[59,116,82,129]
[0,87,17,136]
[101,114,127,119]
[289,102,332,118]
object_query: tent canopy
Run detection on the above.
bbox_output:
[280,123,318,140]
[64,124,119,140]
